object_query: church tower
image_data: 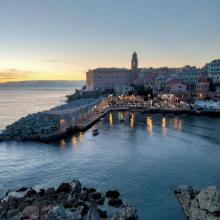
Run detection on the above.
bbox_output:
[131,51,138,73]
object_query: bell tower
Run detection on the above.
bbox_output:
[131,51,138,73]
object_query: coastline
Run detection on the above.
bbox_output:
[0,180,138,220]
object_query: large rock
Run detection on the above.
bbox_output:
[47,205,82,220]
[106,190,120,199]
[22,205,39,219]
[120,204,138,220]
[108,198,123,208]
[47,206,68,219]
[1,181,138,220]
[71,180,82,194]
[7,209,20,219]
[197,186,220,213]
[175,185,220,220]
[45,187,56,195]
[84,200,100,220]
[56,182,71,193]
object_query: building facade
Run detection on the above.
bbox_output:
[207,59,220,84]
[196,74,210,100]
[86,52,139,93]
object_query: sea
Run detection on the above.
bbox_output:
[0,83,220,220]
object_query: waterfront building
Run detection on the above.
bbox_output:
[159,79,191,103]
[196,74,210,100]
[207,59,220,84]
[86,52,219,99]
[165,79,188,93]
[174,65,201,92]
[86,52,138,93]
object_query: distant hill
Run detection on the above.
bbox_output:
[0,80,85,88]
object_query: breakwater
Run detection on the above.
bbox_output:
[1,98,220,142]
[0,98,107,142]
[0,180,138,220]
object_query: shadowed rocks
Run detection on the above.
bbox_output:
[0,180,138,220]
[174,185,220,220]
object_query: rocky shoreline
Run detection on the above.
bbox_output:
[174,185,220,220]
[0,180,138,220]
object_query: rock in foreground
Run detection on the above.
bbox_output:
[174,185,220,220]
[0,180,138,220]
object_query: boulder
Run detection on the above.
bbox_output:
[17,200,30,211]
[108,198,123,208]
[16,187,28,192]
[96,197,105,205]
[22,205,39,219]
[71,180,82,194]
[87,188,96,194]
[90,192,102,200]
[77,191,87,201]
[48,206,67,219]
[120,204,138,220]
[106,190,120,199]
[197,186,220,213]
[24,188,38,198]
[56,182,71,193]
[84,200,100,220]
[39,188,45,197]
[7,209,20,219]
[97,208,108,218]
[111,211,120,220]
[45,187,56,195]
[175,185,220,220]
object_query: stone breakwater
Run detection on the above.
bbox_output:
[0,98,102,142]
[174,185,220,220]
[0,112,60,142]
[0,180,138,220]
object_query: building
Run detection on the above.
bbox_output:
[86,53,218,98]
[86,52,138,93]
[165,79,188,93]
[174,65,201,92]
[196,74,210,100]
[207,59,220,84]
[159,79,191,103]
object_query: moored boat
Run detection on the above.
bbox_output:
[92,129,99,136]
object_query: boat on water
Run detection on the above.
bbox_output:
[92,129,99,136]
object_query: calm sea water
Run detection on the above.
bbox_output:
[0,86,220,220]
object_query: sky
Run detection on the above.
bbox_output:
[0,0,220,82]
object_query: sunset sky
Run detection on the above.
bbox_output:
[0,0,220,82]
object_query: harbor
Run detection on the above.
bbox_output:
[0,96,220,142]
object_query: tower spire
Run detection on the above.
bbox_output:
[131,51,138,73]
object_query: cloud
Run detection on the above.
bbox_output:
[44,59,64,63]
[0,69,37,82]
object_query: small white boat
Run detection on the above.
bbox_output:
[92,129,99,136]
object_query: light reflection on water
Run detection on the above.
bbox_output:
[146,116,153,135]
[109,112,113,127]
[162,116,167,136]
[1,111,220,220]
